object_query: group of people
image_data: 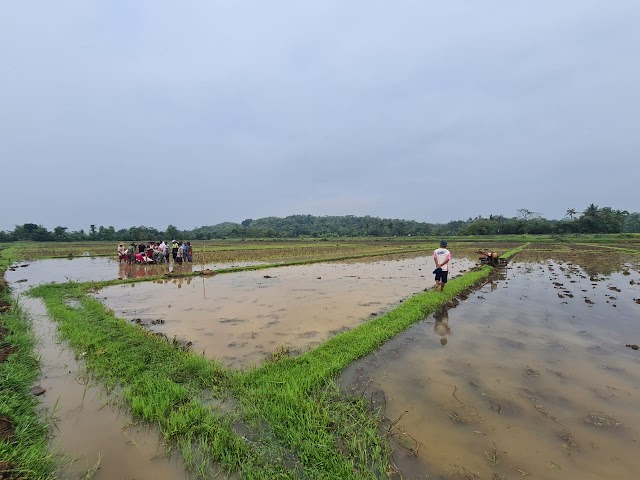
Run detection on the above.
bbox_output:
[117,240,193,265]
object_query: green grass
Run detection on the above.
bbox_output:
[5,241,527,478]
[0,246,56,479]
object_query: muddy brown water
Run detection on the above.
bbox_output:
[4,257,266,289]
[96,255,476,368]
[340,252,640,479]
[15,297,191,480]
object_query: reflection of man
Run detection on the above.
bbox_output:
[434,308,451,345]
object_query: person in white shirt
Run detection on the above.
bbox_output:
[433,240,451,291]
[117,243,127,263]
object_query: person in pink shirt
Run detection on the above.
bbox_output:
[433,240,451,291]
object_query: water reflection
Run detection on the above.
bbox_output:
[117,262,194,280]
[433,307,451,346]
[118,263,169,279]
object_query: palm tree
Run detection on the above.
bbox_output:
[584,204,599,216]
[565,208,577,220]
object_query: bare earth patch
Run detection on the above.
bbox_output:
[0,345,17,363]
[0,415,14,441]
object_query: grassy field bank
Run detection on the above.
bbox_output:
[0,245,56,479]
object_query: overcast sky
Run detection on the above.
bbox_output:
[1,1,638,232]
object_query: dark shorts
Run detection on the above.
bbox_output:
[435,270,448,283]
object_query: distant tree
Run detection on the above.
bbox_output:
[97,226,116,241]
[53,226,68,241]
[565,208,577,220]
[583,203,599,216]
[241,219,253,228]
[623,212,640,233]
[578,205,627,233]
[165,225,180,241]
[516,209,541,221]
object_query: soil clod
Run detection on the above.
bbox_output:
[0,415,14,441]
[0,300,12,313]
[584,412,621,428]
[0,345,17,363]
[524,365,540,377]
[31,385,46,396]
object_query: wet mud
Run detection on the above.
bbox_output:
[16,296,190,480]
[0,415,14,441]
[340,251,640,479]
[97,255,476,368]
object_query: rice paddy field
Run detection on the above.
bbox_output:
[1,236,639,479]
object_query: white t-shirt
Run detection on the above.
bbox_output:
[433,248,451,271]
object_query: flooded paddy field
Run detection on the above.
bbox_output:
[9,239,634,478]
[4,257,268,288]
[340,248,640,479]
[3,241,478,479]
[21,297,189,480]
[97,252,477,368]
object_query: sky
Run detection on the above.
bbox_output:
[1,1,639,232]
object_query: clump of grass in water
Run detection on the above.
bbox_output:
[268,345,291,362]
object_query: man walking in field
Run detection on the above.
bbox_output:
[433,240,451,291]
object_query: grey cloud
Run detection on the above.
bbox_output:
[1,1,638,230]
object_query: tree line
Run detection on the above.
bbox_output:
[1,205,638,242]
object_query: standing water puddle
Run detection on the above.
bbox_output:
[340,253,640,479]
[19,297,189,479]
[97,255,476,368]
